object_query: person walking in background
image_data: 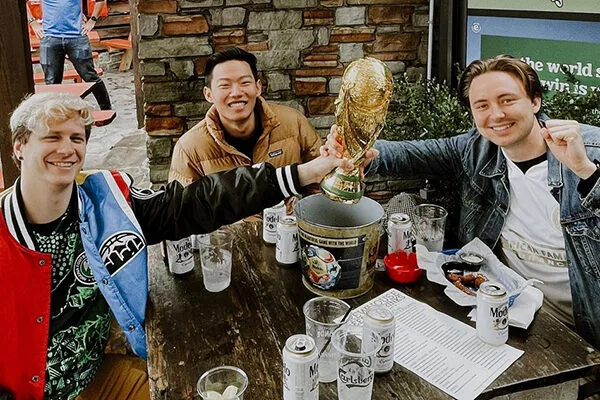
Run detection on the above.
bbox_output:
[26,0,112,110]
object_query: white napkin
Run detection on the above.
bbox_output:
[417,238,544,329]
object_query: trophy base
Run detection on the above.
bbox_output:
[320,168,365,204]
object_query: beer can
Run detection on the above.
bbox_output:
[263,201,286,245]
[387,213,415,254]
[282,334,319,400]
[363,306,396,373]
[163,237,194,275]
[276,216,299,265]
[476,281,509,346]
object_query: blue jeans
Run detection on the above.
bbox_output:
[40,35,112,110]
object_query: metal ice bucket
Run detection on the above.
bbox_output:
[294,194,384,298]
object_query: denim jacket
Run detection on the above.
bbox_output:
[368,123,600,348]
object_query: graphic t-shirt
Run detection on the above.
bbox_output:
[24,192,111,399]
[499,152,573,327]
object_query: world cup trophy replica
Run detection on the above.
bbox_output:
[320,57,394,204]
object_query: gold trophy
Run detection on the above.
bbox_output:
[321,57,394,204]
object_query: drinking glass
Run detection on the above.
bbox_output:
[197,366,248,400]
[303,296,351,383]
[413,204,447,252]
[331,325,381,400]
[198,230,234,292]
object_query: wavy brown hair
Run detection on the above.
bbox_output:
[459,55,544,105]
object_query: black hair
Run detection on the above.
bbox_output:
[204,47,259,87]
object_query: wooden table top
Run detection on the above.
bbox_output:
[147,222,600,399]
[35,82,94,98]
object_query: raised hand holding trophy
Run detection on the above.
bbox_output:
[320,57,394,204]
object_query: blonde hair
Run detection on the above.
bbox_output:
[9,92,94,166]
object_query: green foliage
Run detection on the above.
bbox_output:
[382,75,473,141]
[382,70,600,143]
[542,69,600,126]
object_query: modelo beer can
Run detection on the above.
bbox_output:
[476,281,509,346]
[163,237,194,275]
[263,201,286,244]
[387,213,415,254]
[282,334,319,400]
[276,216,299,265]
[363,306,396,373]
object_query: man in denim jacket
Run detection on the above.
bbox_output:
[326,55,600,348]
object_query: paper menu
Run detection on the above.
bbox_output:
[347,289,524,400]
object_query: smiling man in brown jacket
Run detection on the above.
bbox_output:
[169,48,322,188]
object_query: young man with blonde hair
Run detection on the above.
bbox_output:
[0,93,346,400]
[327,55,600,348]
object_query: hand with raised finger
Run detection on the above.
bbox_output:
[542,119,597,178]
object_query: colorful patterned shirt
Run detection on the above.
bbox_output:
[26,193,111,399]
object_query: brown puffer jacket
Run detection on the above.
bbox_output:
[169,97,322,186]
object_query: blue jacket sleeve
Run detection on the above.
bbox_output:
[365,133,472,180]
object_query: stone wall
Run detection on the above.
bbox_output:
[137,0,429,188]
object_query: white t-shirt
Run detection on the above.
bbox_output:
[499,152,574,326]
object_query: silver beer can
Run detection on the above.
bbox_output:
[283,334,319,400]
[276,216,299,265]
[387,213,414,254]
[363,306,396,373]
[164,237,194,274]
[476,281,509,346]
[263,201,286,244]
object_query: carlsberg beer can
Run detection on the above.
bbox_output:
[263,201,286,244]
[276,216,299,265]
[164,237,194,274]
[283,334,319,400]
[363,306,396,373]
[476,281,509,346]
[387,213,415,254]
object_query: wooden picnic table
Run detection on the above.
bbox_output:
[33,83,116,126]
[146,221,600,399]
[35,82,94,98]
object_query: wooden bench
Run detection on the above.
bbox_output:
[91,110,116,127]
[33,67,104,84]
[100,38,132,72]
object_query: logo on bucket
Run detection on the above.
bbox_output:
[298,231,367,291]
[302,245,341,290]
